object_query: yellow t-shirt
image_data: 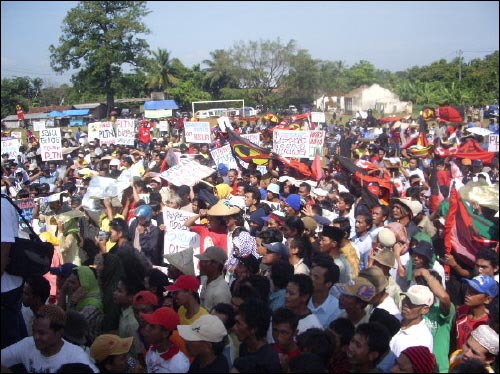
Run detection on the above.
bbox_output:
[100,213,124,251]
[177,305,208,325]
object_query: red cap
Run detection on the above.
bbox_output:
[132,291,158,306]
[140,307,180,331]
[165,275,200,293]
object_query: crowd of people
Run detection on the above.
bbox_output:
[1,110,499,373]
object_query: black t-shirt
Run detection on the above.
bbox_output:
[339,135,356,158]
[239,342,282,373]
[188,354,229,373]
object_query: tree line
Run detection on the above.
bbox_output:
[2,1,498,120]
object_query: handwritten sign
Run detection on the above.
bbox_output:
[159,158,216,186]
[157,121,169,132]
[10,131,22,139]
[311,112,326,123]
[1,137,20,159]
[488,134,499,152]
[273,130,309,158]
[163,229,200,255]
[163,207,197,231]
[184,122,211,143]
[210,144,238,170]
[241,133,261,146]
[88,122,101,142]
[33,120,46,131]
[14,198,36,229]
[98,121,116,145]
[115,119,135,145]
[308,130,325,158]
[40,128,62,161]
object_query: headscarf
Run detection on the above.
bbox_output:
[226,230,259,270]
[62,217,81,245]
[75,266,103,312]
[401,346,436,373]
[385,222,409,254]
[215,183,232,199]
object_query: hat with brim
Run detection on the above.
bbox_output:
[373,249,396,268]
[164,248,195,276]
[90,334,133,363]
[207,199,241,216]
[55,209,86,224]
[390,198,413,216]
[334,277,377,302]
[178,315,227,343]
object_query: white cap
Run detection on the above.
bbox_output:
[178,315,227,343]
[267,183,280,194]
[402,285,434,307]
[471,324,499,355]
[109,158,121,166]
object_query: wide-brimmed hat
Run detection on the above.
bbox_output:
[334,277,377,302]
[359,267,388,293]
[164,247,195,275]
[207,199,241,216]
[390,198,413,216]
[373,249,396,268]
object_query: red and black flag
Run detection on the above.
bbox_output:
[226,128,274,165]
[436,106,464,123]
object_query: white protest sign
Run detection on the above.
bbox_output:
[98,121,116,145]
[1,137,20,159]
[184,122,211,143]
[488,134,499,152]
[33,120,46,131]
[159,158,216,186]
[87,122,101,142]
[115,119,135,145]
[157,120,169,132]
[241,133,261,146]
[273,130,309,158]
[163,207,197,231]
[39,128,62,161]
[163,229,200,256]
[217,116,232,130]
[10,131,22,139]
[210,144,238,170]
[311,112,326,123]
[308,130,325,158]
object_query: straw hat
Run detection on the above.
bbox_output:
[207,199,241,216]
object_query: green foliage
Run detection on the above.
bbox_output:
[49,1,151,115]
[1,77,40,118]
[168,81,211,110]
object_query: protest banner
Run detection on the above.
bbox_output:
[217,116,232,130]
[163,229,200,255]
[273,130,309,158]
[98,121,116,145]
[162,207,197,231]
[159,158,215,186]
[39,128,62,161]
[488,134,499,152]
[184,122,211,143]
[88,122,101,142]
[10,131,22,139]
[14,198,36,229]
[210,144,238,170]
[115,119,135,145]
[1,137,20,159]
[311,112,326,123]
[308,130,325,158]
[157,120,169,132]
[33,120,46,131]
[241,133,261,146]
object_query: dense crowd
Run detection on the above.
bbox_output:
[1,111,499,373]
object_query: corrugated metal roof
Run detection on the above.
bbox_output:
[2,113,51,121]
[72,103,102,109]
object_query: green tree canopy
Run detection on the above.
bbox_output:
[49,1,151,117]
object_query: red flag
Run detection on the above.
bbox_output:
[436,106,464,123]
[434,138,495,164]
[311,150,324,181]
[443,186,498,279]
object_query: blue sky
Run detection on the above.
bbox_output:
[1,1,498,86]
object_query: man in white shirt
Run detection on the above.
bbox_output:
[390,285,434,357]
[1,304,98,373]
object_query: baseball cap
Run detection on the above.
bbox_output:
[263,242,289,258]
[302,216,318,231]
[284,194,301,211]
[217,163,229,176]
[140,307,180,331]
[90,334,133,363]
[132,291,159,306]
[50,263,78,278]
[178,315,227,343]
[267,183,280,195]
[249,208,267,226]
[195,246,228,265]
[262,211,286,225]
[401,285,434,306]
[471,325,499,355]
[165,275,200,293]
[410,241,434,262]
[463,275,499,298]
[334,277,377,302]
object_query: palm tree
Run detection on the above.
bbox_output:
[202,49,237,99]
[146,48,174,97]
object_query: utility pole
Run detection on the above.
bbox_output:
[458,49,463,82]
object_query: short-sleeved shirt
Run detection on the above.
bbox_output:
[178,305,208,325]
[200,275,231,312]
[188,354,229,373]
[1,337,98,373]
[424,302,456,373]
[455,305,489,352]
[390,318,433,357]
[239,343,282,373]
[145,345,190,373]
[308,293,341,329]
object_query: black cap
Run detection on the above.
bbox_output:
[321,226,344,242]
[235,255,260,274]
